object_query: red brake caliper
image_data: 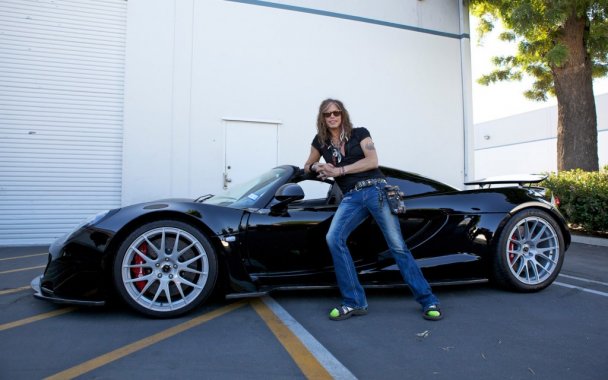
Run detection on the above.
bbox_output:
[131,242,147,291]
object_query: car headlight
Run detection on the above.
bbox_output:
[64,210,111,241]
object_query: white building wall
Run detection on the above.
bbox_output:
[475,93,608,178]
[122,0,474,205]
[0,0,473,245]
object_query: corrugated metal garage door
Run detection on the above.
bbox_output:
[0,0,127,245]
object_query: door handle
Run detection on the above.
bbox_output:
[223,172,232,189]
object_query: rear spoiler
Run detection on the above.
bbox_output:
[465,174,548,188]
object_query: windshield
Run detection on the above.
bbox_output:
[203,167,288,208]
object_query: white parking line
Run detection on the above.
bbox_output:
[558,274,608,287]
[553,282,608,298]
[261,296,357,380]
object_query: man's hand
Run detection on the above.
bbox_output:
[316,163,338,180]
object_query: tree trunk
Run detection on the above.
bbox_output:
[552,12,598,172]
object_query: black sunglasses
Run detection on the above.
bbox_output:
[323,110,342,118]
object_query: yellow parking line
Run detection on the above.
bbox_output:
[0,265,45,275]
[0,307,78,332]
[0,286,30,296]
[44,301,247,380]
[0,253,47,261]
[251,298,333,380]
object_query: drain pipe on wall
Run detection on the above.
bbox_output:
[458,0,475,186]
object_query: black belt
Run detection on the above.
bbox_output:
[353,178,387,191]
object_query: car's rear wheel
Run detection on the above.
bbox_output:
[113,220,217,317]
[493,209,564,291]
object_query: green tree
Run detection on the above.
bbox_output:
[470,0,608,171]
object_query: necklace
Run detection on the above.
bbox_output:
[331,129,347,147]
[329,136,344,165]
[330,136,343,148]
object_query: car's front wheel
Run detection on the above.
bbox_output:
[493,209,565,292]
[113,220,218,317]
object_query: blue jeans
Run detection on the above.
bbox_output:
[326,184,439,310]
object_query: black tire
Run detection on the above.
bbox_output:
[113,220,218,317]
[493,209,565,292]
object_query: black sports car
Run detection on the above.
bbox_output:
[32,166,570,317]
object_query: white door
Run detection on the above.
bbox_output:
[224,120,279,189]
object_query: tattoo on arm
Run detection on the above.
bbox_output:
[365,142,375,151]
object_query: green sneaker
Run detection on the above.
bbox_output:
[329,305,368,321]
[423,305,443,321]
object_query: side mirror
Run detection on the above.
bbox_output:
[274,183,304,202]
[270,184,304,216]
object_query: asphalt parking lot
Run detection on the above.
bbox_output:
[1,243,607,379]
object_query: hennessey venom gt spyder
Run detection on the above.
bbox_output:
[32,166,570,317]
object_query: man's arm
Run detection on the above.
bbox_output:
[316,137,378,179]
[341,137,378,174]
[304,146,322,173]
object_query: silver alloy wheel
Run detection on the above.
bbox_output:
[505,216,560,285]
[120,226,210,313]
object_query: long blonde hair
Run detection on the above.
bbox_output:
[316,98,353,146]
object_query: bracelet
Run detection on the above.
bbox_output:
[309,163,316,172]
[340,166,345,176]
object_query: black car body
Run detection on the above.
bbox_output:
[32,166,570,317]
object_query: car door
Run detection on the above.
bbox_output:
[242,180,376,286]
[385,175,451,257]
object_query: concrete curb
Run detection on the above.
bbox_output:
[571,234,608,247]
